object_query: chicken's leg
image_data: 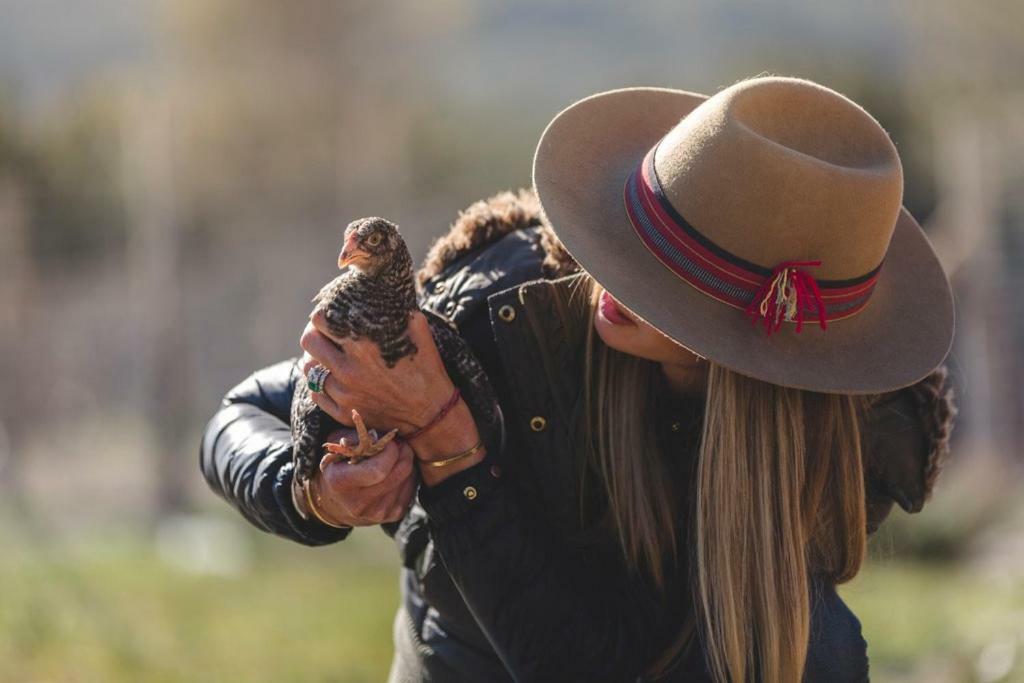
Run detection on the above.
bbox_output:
[321,409,399,467]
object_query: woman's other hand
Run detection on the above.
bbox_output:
[307,428,417,526]
[299,311,455,434]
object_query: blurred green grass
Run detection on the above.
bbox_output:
[1,519,1022,683]
[844,560,1024,682]
[0,521,401,683]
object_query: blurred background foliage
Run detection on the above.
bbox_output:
[0,1,1022,681]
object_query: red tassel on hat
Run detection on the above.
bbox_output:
[744,261,829,336]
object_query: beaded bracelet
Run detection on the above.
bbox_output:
[401,386,461,442]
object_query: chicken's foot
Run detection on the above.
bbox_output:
[321,409,399,467]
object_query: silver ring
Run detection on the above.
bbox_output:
[306,364,331,393]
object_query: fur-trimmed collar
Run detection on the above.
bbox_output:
[416,187,580,290]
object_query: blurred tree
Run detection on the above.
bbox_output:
[0,160,35,510]
[0,101,51,511]
[120,89,191,518]
[900,0,1024,469]
[157,0,465,241]
[900,0,1024,96]
[30,91,126,263]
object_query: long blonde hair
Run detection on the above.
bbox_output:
[578,273,870,683]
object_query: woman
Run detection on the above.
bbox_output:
[201,76,958,682]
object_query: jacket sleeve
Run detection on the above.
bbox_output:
[199,358,353,546]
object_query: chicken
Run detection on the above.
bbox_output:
[290,217,503,518]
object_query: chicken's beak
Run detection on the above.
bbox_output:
[338,232,368,269]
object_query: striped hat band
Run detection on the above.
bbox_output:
[623,142,884,336]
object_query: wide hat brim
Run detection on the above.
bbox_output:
[532,87,955,394]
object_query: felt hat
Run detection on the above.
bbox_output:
[532,76,955,394]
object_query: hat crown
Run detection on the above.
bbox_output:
[653,77,903,280]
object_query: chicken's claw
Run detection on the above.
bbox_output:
[352,409,372,449]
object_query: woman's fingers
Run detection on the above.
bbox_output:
[309,384,350,426]
[301,351,329,380]
[317,440,416,523]
[360,443,415,497]
[300,325,380,426]
[300,321,347,373]
[301,350,359,426]
[310,312,379,363]
[320,438,405,490]
[359,450,416,520]
[363,473,415,523]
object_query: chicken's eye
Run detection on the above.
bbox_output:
[366,233,383,247]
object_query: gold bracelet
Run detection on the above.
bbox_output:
[426,439,485,468]
[304,479,349,529]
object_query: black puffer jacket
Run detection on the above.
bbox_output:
[200,190,957,683]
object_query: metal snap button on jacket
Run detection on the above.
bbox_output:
[463,486,478,500]
[530,416,547,432]
[498,304,516,322]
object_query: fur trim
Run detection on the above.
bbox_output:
[416,187,580,288]
[906,363,958,501]
[538,215,581,278]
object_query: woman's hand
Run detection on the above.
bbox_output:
[300,309,486,484]
[299,311,455,434]
[307,428,416,526]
